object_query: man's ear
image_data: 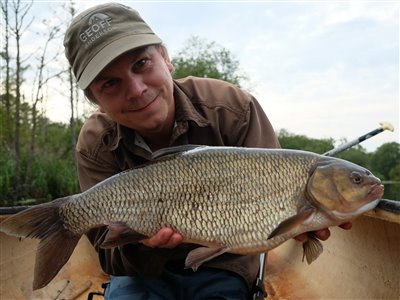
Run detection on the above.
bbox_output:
[166,58,174,73]
[158,46,174,73]
[84,88,100,106]
[87,92,104,113]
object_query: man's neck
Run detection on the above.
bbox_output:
[139,119,175,152]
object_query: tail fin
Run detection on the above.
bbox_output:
[0,197,81,290]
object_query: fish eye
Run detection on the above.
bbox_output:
[350,172,363,184]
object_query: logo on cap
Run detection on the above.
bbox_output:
[79,13,113,48]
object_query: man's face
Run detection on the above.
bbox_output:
[88,46,174,136]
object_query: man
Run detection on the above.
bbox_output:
[64,3,350,299]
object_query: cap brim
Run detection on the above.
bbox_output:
[78,34,162,89]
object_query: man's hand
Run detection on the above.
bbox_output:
[294,222,352,242]
[140,227,183,248]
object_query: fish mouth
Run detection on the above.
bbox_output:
[368,182,385,199]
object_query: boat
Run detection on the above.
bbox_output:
[264,199,400,300]
[0,199,399,300]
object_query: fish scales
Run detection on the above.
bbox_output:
[0,146,384,290]
[60,148,318,250]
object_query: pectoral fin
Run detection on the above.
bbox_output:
[302,233,323,264]
[185,247,229,271]
[268,207,315,239]
[101,222,147,248]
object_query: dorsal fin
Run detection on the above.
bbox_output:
[151,144,206,160]
[116,145,207,173]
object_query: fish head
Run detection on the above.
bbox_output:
[306,158,384,221]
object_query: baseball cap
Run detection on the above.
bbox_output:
[64,3,162,89]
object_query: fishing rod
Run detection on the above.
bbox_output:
[252,121,394,300]
[323,122,394,156]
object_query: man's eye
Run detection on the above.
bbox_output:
[133,58,148,71]
[103,79,118,88]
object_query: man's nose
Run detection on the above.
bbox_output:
[125,75,147,99]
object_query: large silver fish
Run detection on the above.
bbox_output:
[0,146,384,290]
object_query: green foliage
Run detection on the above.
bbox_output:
[369,143,400,200]
[336,146,371,169]
[369,143,399,180]
[278,129,334,154]
[0,141,80,206]
[30,157,79,203]
[172,36,247,87]
[0,147,16,205]
[0,93,81,205]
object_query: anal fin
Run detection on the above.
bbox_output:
[302,233,324,264]
[185,246,229,271]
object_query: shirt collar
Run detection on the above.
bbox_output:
[172,80,210,127]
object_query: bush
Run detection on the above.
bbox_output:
[0,148,79,206]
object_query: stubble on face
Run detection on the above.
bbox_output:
[88,46,175,139]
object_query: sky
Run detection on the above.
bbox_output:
[9,0,400,152]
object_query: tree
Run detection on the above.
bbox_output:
[370,142,400,200]
[370,142,400,179]
[25,19,64,194]
[172,36,247,87]
[9,0,33,201]
[0,0,12,146]
[277,129,334,154]
[336,146,370,169]
[66,2,79,161]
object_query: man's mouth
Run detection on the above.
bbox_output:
[126,95,159,113]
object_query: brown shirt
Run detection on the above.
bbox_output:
[76,76,280,289]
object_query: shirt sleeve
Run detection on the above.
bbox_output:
[76,149,120,192]
[75,111,121,192]
[235,94,281,149]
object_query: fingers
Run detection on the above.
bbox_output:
[339,222,352,230]
[294,222,353,243]
[294,229,330,242]
[293,233,308,242]
[140,227,183,249]
[314,228,331,241]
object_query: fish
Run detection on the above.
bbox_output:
[0,145,384,290]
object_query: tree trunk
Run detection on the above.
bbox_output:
[1,0,13,147]
[10,0,33,202]
[13,3,22,201]
[69,68,76,161]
